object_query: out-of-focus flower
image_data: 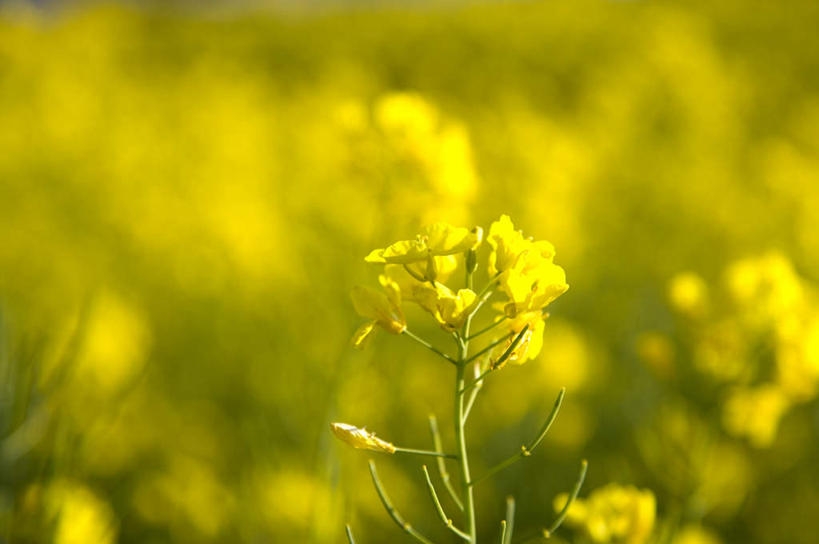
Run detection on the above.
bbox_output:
[413,282,478,332]
[722,385,790,447]
[725,252,803,319]
[671,524,723,544]
[487,215,569,316]
[350,276,406,348]
[46,481,118,544]
[668,272,708,317]
[554,483,656,544]
[330,422,396,454]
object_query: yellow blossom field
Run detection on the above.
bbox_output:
[1,1,819,543]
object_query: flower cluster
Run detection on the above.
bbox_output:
[665,252,819,447]
[350,215,569,364]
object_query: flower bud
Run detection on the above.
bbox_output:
[330,422,396,454]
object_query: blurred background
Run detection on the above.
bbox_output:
[1,1,819,543]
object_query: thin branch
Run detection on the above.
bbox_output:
[394,447,457,460]
[403,329,457,365]
[462,362,485,424]
[468,388,565,487]
[467,315,509,340]
[422,466,472,542]
[428,414,463,511]
[542,459,588,538]
[503,496,516,544]
[463,331,516,365]
[368,460,437,544]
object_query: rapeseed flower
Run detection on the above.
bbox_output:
[350,276,406,348]
[487,215,569,316]
[365,222,482,266]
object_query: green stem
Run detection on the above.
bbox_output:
[422,466,472,542]
[457,264,478,543]
[368,460,437,544]
[403,329,457,365]
[463,331,515,365]
[394,447,457,460]
[345,524,356,544]
[503,496,515,544]
[455,361,477,542]
[468,389,565,488]
[499,521,507,544]
[542,459,588,538]
[467,316,509,340]
[428,414,464,511]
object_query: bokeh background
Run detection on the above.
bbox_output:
[1,1,819,543]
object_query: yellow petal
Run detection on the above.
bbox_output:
[350,321,376,350]
[424,222,482,255]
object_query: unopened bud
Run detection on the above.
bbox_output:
[330,422,396,454]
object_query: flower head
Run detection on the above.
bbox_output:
[350,276,406,348]
[330,423,396,454]
[413,282,478,332]
[487,215,569,316]
[365,222,482,266]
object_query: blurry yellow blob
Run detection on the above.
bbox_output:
[776,315,819,401]
[540,321,593,391]
[255,469,341,541]
[76,290,151,394]
[722,385,790,448]
[668,272,708,317]
[672,525,723,544]
[132,456,234,538]
[555,483,655,544]
[725,252,803,319]
[46,480,117,544]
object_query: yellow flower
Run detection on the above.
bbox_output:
[554,484,656,544]
[330,422,396,454]
[722,385,790,447]
[501,255,569,316]
[350,276,406,348]
[383,256,458,295]
[671,525,723,544]
[487,215,568,316]
[365,222,482,265]
[413,282,478,332]
[487,214,531,275]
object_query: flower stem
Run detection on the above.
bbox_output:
[394,447,457,459]
[422,465,472,542]
[503,496,515,544]
[368,460,437,544]
[403,329,457,365]
[542,459,588,538]
[345,524,356,544]
[457,294,478,543]
[467,315,509,340]
[428,414,464,511]
[468,389,565,488]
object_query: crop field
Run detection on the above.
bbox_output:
[1,1,819,543]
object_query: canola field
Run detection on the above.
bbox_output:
[1,1,819,543]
